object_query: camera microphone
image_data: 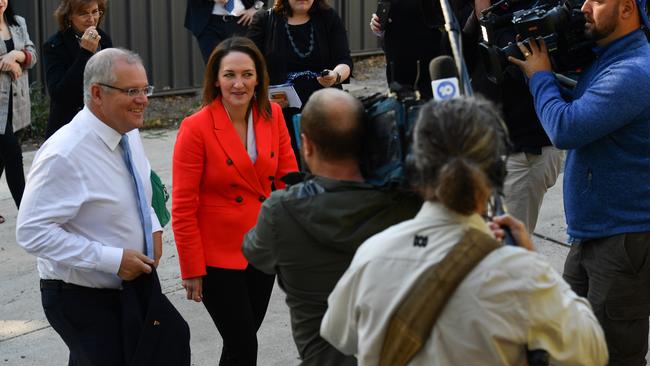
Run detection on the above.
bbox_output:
[429,56,461,101]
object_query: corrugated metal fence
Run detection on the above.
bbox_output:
[15,0,381,95]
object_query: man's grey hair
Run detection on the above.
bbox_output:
[83,48,144,105]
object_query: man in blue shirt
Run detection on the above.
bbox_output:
[510,0,650,364]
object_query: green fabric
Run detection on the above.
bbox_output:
[150,170,170,227]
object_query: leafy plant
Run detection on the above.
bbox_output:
[24,82,49,143]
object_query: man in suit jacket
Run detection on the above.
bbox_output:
[16,48,188,365]
[185,0,267,62]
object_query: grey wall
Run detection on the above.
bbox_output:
[15,0,381,95]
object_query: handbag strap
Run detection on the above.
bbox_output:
[379,227,502,366]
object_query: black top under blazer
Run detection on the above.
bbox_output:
[43,27,112,138]
[247,7,353,86]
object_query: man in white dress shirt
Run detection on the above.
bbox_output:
[16,48,163,365]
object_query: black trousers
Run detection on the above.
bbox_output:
[202,265,275,366]
[197,15,247,63]
[41,281,124,366]
[563,231,650,366]
[0,94,25,209]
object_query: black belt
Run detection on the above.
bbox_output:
[211,14,241,22]
[40,279,89,291]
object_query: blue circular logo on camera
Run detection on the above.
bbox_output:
[436,81,457,100]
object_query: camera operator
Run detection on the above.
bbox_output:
[321,97,608,365]
[461,0,564,233]
[510,0,650,363]
[242,88,421,365]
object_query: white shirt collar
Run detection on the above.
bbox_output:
[415,201,493,237]
[80,106,123,152]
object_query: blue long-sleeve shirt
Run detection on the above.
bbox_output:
[528,29,650,239]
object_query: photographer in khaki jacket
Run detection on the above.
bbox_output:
[322,98,608,366]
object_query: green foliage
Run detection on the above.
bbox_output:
[24,82,49,143]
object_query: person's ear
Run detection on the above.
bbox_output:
[300,133,313,157]
[621,0,636,20]
[90,84,103,105]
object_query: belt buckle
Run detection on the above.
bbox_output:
[222,15,234,22]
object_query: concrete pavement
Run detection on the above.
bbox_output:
[2,97,636,364]
[0,128,300,366]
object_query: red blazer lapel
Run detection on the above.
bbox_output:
[210,99,264,195]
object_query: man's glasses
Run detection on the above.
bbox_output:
[98,83,155,97]
[76,9,103,20]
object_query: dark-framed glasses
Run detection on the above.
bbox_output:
[97,83,155,97]
[76,9,103,20]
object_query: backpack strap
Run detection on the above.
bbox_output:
[379,227,502,366]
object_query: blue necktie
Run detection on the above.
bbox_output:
[120,134,153,259]
[224,0,234,13]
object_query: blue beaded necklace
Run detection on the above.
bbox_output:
[284,20,315,58]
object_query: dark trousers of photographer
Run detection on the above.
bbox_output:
[563,231,650,365]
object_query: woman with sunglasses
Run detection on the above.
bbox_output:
[43,0,112,138]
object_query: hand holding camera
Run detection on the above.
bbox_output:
[507,37,552,78]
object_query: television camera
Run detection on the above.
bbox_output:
[478,0,595,83]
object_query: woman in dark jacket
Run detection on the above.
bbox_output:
[43,0,112,138]
[247,0,352,162]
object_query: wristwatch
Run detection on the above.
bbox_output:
[254,1,264,10]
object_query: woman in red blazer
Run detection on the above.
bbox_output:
[172,37,298,365]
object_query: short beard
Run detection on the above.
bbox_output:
[585,23,616,41]
[584,9,619,41]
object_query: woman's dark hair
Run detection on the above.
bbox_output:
[4,3,19,27]
[54,0,108,31]
[272,0,330,17]
[202,37,271,119]
[412,97,509,215]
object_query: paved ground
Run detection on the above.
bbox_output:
[0,82,640,364]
